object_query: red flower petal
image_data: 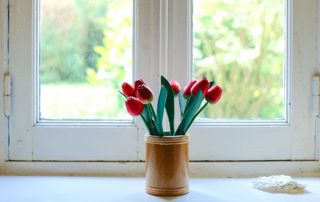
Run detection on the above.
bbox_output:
[136,84,153,104]
[205,85,222,104]
[170,80,180,95]
[134,79,146,96]
[183,80,197,98]
[125,96,144,116]
[191,78,209,96]
[121,82,135,97]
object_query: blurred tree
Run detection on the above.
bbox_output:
[40,0,285,120]
[40,0,106,83]
[193,0,284,120]
[86,0,132,117]
[40,0,132,118]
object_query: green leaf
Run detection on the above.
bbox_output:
[161,76,175,135]
[140,106,152,134]
[178,91,186,120]
[145,104,159,135]
[209,81,215,87]
[147,104,157,123]
[175,91,204,135]
[156,87,167,136]
[183,96,193,117]
[163,131,171,136]
[184,102,208,133]
[182,91,204,133]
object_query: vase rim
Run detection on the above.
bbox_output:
[145,134,189,145]
[145,134,189,137]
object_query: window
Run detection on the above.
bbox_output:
[193,0,285,121]
[39,0,133,120]
[7,0,317,161]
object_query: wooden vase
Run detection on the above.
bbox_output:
[145,135,189,196]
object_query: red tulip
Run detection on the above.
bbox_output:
[170,80,180,95]
[205,85,222,104]
[136,84,153,104]
[125,96,144,116]
[134,79,146,95]
[183,80,197,98]
[121,82,135,97]
[191,78,209,96]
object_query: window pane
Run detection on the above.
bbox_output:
[39,0,132,120]
[193,0,285,121]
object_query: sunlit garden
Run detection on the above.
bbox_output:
[40,0,284,121]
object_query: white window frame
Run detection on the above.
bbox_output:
[2,0,319,164]
[161,0,318,161]
[8,0,157,161]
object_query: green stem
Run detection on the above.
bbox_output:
[184,102,209,134]
[183,97,192,116]
[146,104,158,135]
[140,111,151,134]
[148,104,157,121]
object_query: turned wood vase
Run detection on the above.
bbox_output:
[145,135,189,196]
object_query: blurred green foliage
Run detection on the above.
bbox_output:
[40,0,107,83]
[40,0,285,120]
[194,0,285,120]
[40,0,131,119]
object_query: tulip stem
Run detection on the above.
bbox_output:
[184,101,209,134]
[148,104,157,121]
[146,104,158,135]
[183,97,192,116]
[140,111,151,134]
[118,90,126,98]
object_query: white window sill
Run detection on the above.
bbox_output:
[2,161,320,177]
[0,176,319,202]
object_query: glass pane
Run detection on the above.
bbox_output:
[39,0,132,120]
[193,0,285,121]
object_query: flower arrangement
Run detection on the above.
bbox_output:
[120,76,222,136]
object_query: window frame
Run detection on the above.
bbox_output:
[8,0,158,161]
[142,0,318,161]
[5,0,320,162]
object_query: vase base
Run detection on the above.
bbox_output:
[146,186,189,196]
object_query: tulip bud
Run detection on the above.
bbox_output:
[170,80,180,95]
[125,96,144,116]
[121,82,135,97]
[134,79,146,96]
[191,78,209,96]
[183,80,197,98]
[205,85,222,104]
[136,84,153,104]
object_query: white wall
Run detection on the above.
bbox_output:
[0,0,9,173]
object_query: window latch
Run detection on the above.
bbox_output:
[312,76,320,117]
[3,72,11,117]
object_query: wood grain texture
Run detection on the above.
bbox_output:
[145,135,189,196]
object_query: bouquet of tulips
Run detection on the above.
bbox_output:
[120,76,222,136]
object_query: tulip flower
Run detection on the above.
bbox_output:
[120,75,222,136]
[134,79,146,96]
[136,84,154,104]
[183,79,197,98]
[191,78,209,96]
[121,82,135,97]
[170,80,180,95]
[205,85,222,104]
[125,96,144,116]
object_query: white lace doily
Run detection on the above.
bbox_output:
[252,175,306,193]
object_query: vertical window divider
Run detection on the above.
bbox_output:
[159,0,169,78]
[136,0,162,160]
[32,0,40,125]
[315,0,320,161]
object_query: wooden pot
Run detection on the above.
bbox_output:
[145,135,189,196]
